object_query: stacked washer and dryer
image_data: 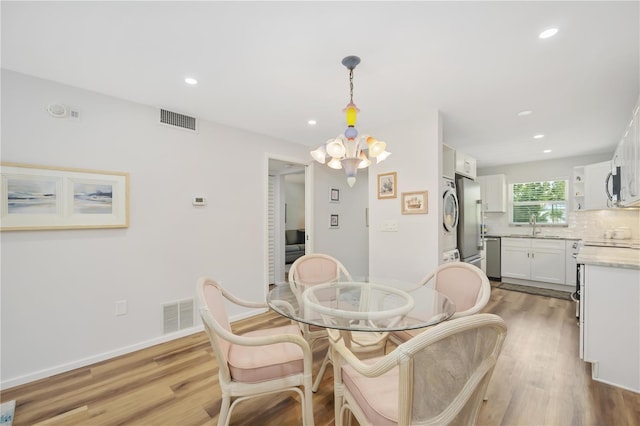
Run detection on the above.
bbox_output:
[441,177,460,263]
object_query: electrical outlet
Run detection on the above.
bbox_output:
[115,300,127,316]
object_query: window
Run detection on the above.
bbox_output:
[509,179,568,224]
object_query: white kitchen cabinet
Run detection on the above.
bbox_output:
[501,237,566,285]
[478,174,506,212]
[501,238,530,279]
[619,95,640,207]
[455,150,476,180]
[582,264,640,392]
[573,161,613,210]
[442,144,455,179]
[584,160,612,210]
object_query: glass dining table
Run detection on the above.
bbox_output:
[267,278,456,334]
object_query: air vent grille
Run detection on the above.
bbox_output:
[160,109,197,131]
[163,298,194,334]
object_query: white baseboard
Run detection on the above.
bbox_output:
[1,307,269,391]
[1,325,204,391]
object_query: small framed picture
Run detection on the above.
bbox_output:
[401,191,428,214]
[330,187,340,203]
[377,172,397,199]
[330,214,339,228]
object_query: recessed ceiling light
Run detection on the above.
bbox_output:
[533,134,545,139]
[184,77,198,85]
[539,28,558,39]
[543,149,552,153]
[517,110,533,117]
[308,120,317,126]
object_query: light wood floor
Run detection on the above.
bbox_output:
[2,284,639,425]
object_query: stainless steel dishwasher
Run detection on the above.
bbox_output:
[485,237,501,280]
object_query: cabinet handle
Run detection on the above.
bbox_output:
[527,252,530,258]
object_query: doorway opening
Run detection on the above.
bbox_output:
[268,158,307,286]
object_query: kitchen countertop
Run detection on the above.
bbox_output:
[486,234,579,240]
[576,245,640,269]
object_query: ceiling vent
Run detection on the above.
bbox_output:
[160,109,197,132]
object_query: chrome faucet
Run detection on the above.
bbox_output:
[529,214,539,237]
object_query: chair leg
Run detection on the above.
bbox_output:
[303,382,315,426]
[312,350,332,392]
[217,396,231,426]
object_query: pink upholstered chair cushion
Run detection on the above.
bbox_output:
[228,324,305,383]
[341,358,399,426]
[434,267,482,312]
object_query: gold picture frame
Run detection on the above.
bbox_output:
[401,191,428,214]
[1,162,129,231]
[377,172,397,199]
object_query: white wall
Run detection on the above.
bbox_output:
[311,163,369,278]
[478,153,612,235]
[368,112,442,283]
[0,70,311,388]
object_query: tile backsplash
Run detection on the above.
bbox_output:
[570,209,640,240]
[483,208,640,240]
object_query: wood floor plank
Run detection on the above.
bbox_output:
[2,285,639,426]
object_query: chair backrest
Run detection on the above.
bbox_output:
[195,277,233,383]
[289,253,353,288]
[398,314,506,424]
[419,262,490,318]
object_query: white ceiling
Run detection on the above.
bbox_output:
[2,1,638,168]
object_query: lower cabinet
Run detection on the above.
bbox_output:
[501,238,566,285]
[582,264,640,392]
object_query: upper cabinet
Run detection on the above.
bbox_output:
[478,174,506,212]
[455,150,476,180]
[573,161,612,211]
[618,95,640,207]
[442,144,455,179]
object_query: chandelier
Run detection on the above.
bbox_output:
[310,56,391,187]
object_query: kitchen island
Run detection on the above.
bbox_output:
[577,244,640,393]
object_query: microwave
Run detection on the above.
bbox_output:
[605,165,621,207]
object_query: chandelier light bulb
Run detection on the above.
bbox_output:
[327,157,342,169]
[377,150,391,163]
[326,139,346,158]
[357,152,371,169]
[369,140,387,157]
[310,146,327,164]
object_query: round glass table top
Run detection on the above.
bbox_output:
[267,279,456,332]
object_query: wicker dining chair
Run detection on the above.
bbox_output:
[389,261,491,345]
[332,313,507,426]
[196,277,314,426]
[289,253,388,392]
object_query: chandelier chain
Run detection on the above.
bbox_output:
[349,69,354,104]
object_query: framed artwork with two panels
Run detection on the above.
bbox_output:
[1,162,129,231]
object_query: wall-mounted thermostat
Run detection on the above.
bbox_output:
[192,196,207,206]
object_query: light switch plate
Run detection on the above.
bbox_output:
[381,220,398,232]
